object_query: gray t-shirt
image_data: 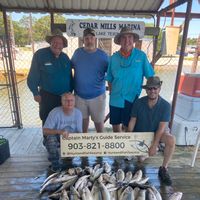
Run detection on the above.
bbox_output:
[43,107,82,133]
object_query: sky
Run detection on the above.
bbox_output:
[10,0,200,38]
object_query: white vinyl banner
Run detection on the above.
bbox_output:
[61,132,154,157]
[66,19,145,38]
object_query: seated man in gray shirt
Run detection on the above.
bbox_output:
[43,93,82,172]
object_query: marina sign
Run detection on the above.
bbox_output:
[66,19,145,38]
[61,132,154,157]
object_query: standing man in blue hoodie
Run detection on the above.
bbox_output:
[27,29,73,125]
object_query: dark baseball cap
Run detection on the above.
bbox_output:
[83,28,96,37]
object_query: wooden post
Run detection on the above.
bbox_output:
[191,35,200,73]
[170,0,175,26]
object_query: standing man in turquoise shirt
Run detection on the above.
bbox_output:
[107,27,154,132]
[27,29,73,125]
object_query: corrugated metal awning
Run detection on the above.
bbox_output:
[0,0,164,16]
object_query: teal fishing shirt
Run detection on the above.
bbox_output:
[107,48,154,108]
[27,47,72,96]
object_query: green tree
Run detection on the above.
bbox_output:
[33,14,66,42]
[187,37,198,45]
[0,12,5,38]
[13,21,29,46]
[19,15,36,29]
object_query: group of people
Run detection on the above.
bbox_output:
[27,27,175,185]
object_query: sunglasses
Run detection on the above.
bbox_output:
[146,87,159,91]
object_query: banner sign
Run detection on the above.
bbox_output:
[61,132,154,157]
[66,19,145,38]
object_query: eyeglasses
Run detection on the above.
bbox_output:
[147,87,159,91]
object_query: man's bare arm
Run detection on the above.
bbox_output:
[149,122,167,156]
[127,117,137,132]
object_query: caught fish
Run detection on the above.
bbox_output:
[147,188,157,200]
[102,173,116,184]
[90,167,104,182]
[42,172,60,187]
[116,169,125,183]
[105,183,118,191]
[124,171,133,183]
[69,186,80,200]
[77,177,89,192]
[60,189,69,200]
[98,181,111,200]
[91,181,99,199]
[54,175,78,193]
[68,168,76,176]
[119,186,134,200]
[110,190,117,200]
[103,162,112,174]
[81,187,93,200]
[75,167,83,175]
[169,192,183,200]
[40,174,77,194]
[40,162,182,200]
[74,175,90,190]
[136,189,146,200]
[48,192,61,199]
[130,170,143,183]
[132,187,140,199]
[135,177,149,185]
[149,186,162,200]
[85,166,94,175]
[93,164,101,173]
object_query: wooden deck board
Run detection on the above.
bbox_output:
[0,128,200,200]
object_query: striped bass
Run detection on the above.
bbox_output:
[81,187,93,200]
[169,192,183,200]
[69,186,80,200]
[129,170,143,183]
[40,174,77,194]
[119,186,135,200]
[149,186,162,200]
[136,189,146,200]
[116,169,125,183]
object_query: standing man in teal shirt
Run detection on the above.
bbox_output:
[27,29,73,125]
[107,27,154,132]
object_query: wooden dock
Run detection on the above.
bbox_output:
[0,128,200,200]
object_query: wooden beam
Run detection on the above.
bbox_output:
[160,12,200,19]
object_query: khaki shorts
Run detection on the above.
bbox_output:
[75,93,106,123]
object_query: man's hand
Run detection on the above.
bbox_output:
[149,144,157,156]
[34,95,41,103]
[62,131,69,139]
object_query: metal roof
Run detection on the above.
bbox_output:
[0,0,164,16]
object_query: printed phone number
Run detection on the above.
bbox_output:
[67,142,125,150]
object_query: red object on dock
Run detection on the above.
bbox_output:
[178,73,200,97]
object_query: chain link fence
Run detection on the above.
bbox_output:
[0,20,199,128]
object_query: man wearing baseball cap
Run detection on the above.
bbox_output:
[128,76,175,185]
[27,29,73,126]
[72,28,108,133]
[107,26,154,132]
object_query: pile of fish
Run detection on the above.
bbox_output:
[40,162,182,200]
